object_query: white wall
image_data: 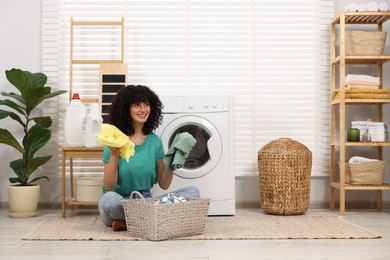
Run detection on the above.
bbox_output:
[0,0,389,209]
[0,1,42,204]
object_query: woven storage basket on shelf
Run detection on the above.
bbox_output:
[258,138,312,215]
[345,30,387,56]
[345,160,385,185]
[122,191,210,241]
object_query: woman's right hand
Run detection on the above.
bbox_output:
[109,146,120,157]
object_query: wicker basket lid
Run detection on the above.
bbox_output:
[258,138,311,156]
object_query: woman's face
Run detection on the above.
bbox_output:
[130,101,150,124]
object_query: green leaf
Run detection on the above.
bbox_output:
[25,87,51,112]
[29,88,68,112]
[25,125,51,159]
[10,159,27,185]
[0,109,12,120]
[28,176,49,185]
[9,177,23,184]
[32,116,52,128]
[30,71,47,88]
[0,108,25,127]
[1,92,26,107]
[0,99,25,114]
[44,89,68,99]
[9,156,51,186]
[5,69,31,99]
[0,128,24,153]
[27,156,52,177]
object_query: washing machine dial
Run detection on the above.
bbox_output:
[188,103,195,110]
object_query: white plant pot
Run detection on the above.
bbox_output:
[8,184,40,218]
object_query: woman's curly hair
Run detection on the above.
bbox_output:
[108,85,163,135]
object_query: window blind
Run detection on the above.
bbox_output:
[42,0,334,177]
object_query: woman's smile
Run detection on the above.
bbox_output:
[131,102,150,123]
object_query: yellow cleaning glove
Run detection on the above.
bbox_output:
[97,123,135,162]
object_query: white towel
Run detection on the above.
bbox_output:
[367,2,379,11]
[367,135,386,140]
[357,3,367,12]
[345,4,359,12]
[368,129,387,134]
[351,121,385,127]
[351,121,388,142]
[345,74,380,84]
[379,2,389,11]
[362,135,387,142]
[349,156,378,163]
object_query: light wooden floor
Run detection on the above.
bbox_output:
[1,207,389,260]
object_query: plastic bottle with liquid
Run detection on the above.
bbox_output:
[64,93,87,146]
[84,103,103,148]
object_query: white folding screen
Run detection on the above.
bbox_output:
[42,0,334,176]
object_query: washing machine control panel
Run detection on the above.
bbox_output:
[184,96,228,113]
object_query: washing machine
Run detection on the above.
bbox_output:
[151,96,235,215]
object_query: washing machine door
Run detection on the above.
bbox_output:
[160,115,222,179]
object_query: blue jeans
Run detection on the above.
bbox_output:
[98,186,200,226]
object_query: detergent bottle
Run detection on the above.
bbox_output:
[64,93,87,146]
[84,103,103,148]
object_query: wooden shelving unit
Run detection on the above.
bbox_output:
[330,12,390,215]
[69,17,125,103]
[61,17,125,217]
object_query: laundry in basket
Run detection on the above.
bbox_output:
[122,191,210,241]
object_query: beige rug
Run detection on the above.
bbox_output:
[22,215,381,241]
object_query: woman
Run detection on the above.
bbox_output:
[98,85,199,231]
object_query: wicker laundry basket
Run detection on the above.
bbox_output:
[123,191,210,241]
[258,138,312,215]
[345,160,385,185]
[345,30,387,56]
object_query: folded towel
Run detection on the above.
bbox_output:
[332,89,389,100]
[97,123,135,162]
[346,81,380,87]
[367,2,379,11]
[346,83,380,90]
[352,121,384,126]
[165,132,197,172]
[351,121,388,142]
[345,74,380,84]
[371,137,387,142]
[333,93,389,99]
[379,2,389,11]
[345,4,359,12]
[349,156,378,163]
[336,89,389,94]
[352,121,386,127]
[357,3,367,12]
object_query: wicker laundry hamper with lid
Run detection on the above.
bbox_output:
[258,138,312,215]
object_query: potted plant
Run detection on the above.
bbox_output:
[0,68,67,217]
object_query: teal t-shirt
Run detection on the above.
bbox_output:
[102,133,165,196]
